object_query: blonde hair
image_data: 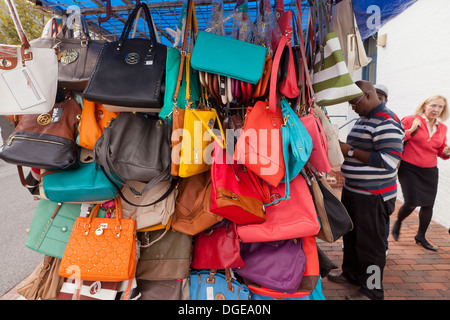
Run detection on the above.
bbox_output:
[414,95,449,122]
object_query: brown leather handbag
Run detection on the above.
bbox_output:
[171,171,223,236]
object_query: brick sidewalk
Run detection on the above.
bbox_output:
[320,198,450,300]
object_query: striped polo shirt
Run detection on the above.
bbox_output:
[341,102,405,201]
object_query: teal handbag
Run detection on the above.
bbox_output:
[25,199,106,259]
[191,31,267,84]
[190,269,250,300]
[41,157,121,204]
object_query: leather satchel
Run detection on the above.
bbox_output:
[0,0,58,115]
[0,97,81,170]
[59,198,137,282]
[31,11,105,92]
[83,3,167,112]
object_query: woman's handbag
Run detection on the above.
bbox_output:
[57,278,138,300]
[190,269,250,300]
[0,97,81,170]
[78,100,118,150]
[237,174,320,243]
[31,11,105,92]
[83,3,167,112]
[191,220,245,269]
[136,229,192,281]
[59,198,137,282]
[0,0,58,115]
[25,199,106,259]
[172,171,224,236]
[210,139,268,225]
[39,149,120,204]
[137,279,190,300]
[94,112,172,195]
[17,255,65,300]
[235,238,306,294]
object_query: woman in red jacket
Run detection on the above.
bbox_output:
[392,95,450,251]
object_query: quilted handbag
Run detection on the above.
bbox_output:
[210,139,268,225]
[0,97,81,170]
[190,269,250,300]
[25,199,106,259]
[58,198,136,282]
[191,30,267,84]
[237,174,320,243]
[172,171,224,236]
[235,238,306,294]
[78,100,118,150]
[30,11,105,92]
[83,3,167,112]
[191,220,245,269]
[0,0,57,115]
[136,229,192,281]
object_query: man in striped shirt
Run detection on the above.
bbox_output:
[327,80,404,300]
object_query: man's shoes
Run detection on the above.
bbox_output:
[414,235,437,251]
[327,272,357,285]
[345,291,372,300]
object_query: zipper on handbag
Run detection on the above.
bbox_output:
[22,69,41,100]
[7,136,64,146]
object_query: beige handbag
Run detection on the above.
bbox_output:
[17,255,64,300]
[121,180,178,232]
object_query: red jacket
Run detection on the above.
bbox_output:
[402,115,450,168]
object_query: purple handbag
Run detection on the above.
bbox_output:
[234,238,306,294]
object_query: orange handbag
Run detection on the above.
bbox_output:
[58,197,137,282]
[78,99,119,150]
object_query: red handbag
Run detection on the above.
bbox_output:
[211,139,269,225]
[191,220,245,269]
[237,174,320,243]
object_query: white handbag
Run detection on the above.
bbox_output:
[0,0,57,115]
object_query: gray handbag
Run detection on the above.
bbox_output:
[94,112,173,197]
[31,12,105,92]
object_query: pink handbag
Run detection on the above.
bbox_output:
[237,174,320,243]
[211,139,269,225]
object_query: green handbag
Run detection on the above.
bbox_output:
[25,199,105,259]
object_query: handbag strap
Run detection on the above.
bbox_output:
[268,34,289,113]
[56,11,91,41]
[118,3,157,48]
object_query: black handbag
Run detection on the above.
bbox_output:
[83,3,167,112]
[94,112,172,197]
[31,11,105,92]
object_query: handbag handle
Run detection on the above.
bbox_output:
[56,11,91,41]
[268,34,289,113]
[117,3,157,49]
[4,0,33,65]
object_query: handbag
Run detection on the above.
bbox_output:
[39,149,120,204]
[58,198,137,282]
[25,199,106,259]
[16,255,64,300]
[310,0,362,106]
[137,279,190,300]
[57,278,139,300]
[191,31,267,84]
[172,171,224,236]
[304,166,353,243]
[0,97,81,170]
[121,180,178,231]
[237,174,320,243]
[235,238,306,294]
[136,229,192,281]
[210,139,268,225]
[78,100,119,150]
[190,269,250,300]
[83,3,167,112]
[0,0,58,115]
[191,220,245,269]
[94,112,172,195]
[30,11,105,92]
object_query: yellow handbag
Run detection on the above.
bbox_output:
[178,106,225,178]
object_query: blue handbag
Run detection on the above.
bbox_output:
[41,150,121,203]
[190,269,250,300]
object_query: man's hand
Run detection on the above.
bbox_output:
[339,141,352,156]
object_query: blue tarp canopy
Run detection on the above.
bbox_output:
[27,0,418,44]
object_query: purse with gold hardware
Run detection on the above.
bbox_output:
[58,197,137,282]
[0,96,81,170]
